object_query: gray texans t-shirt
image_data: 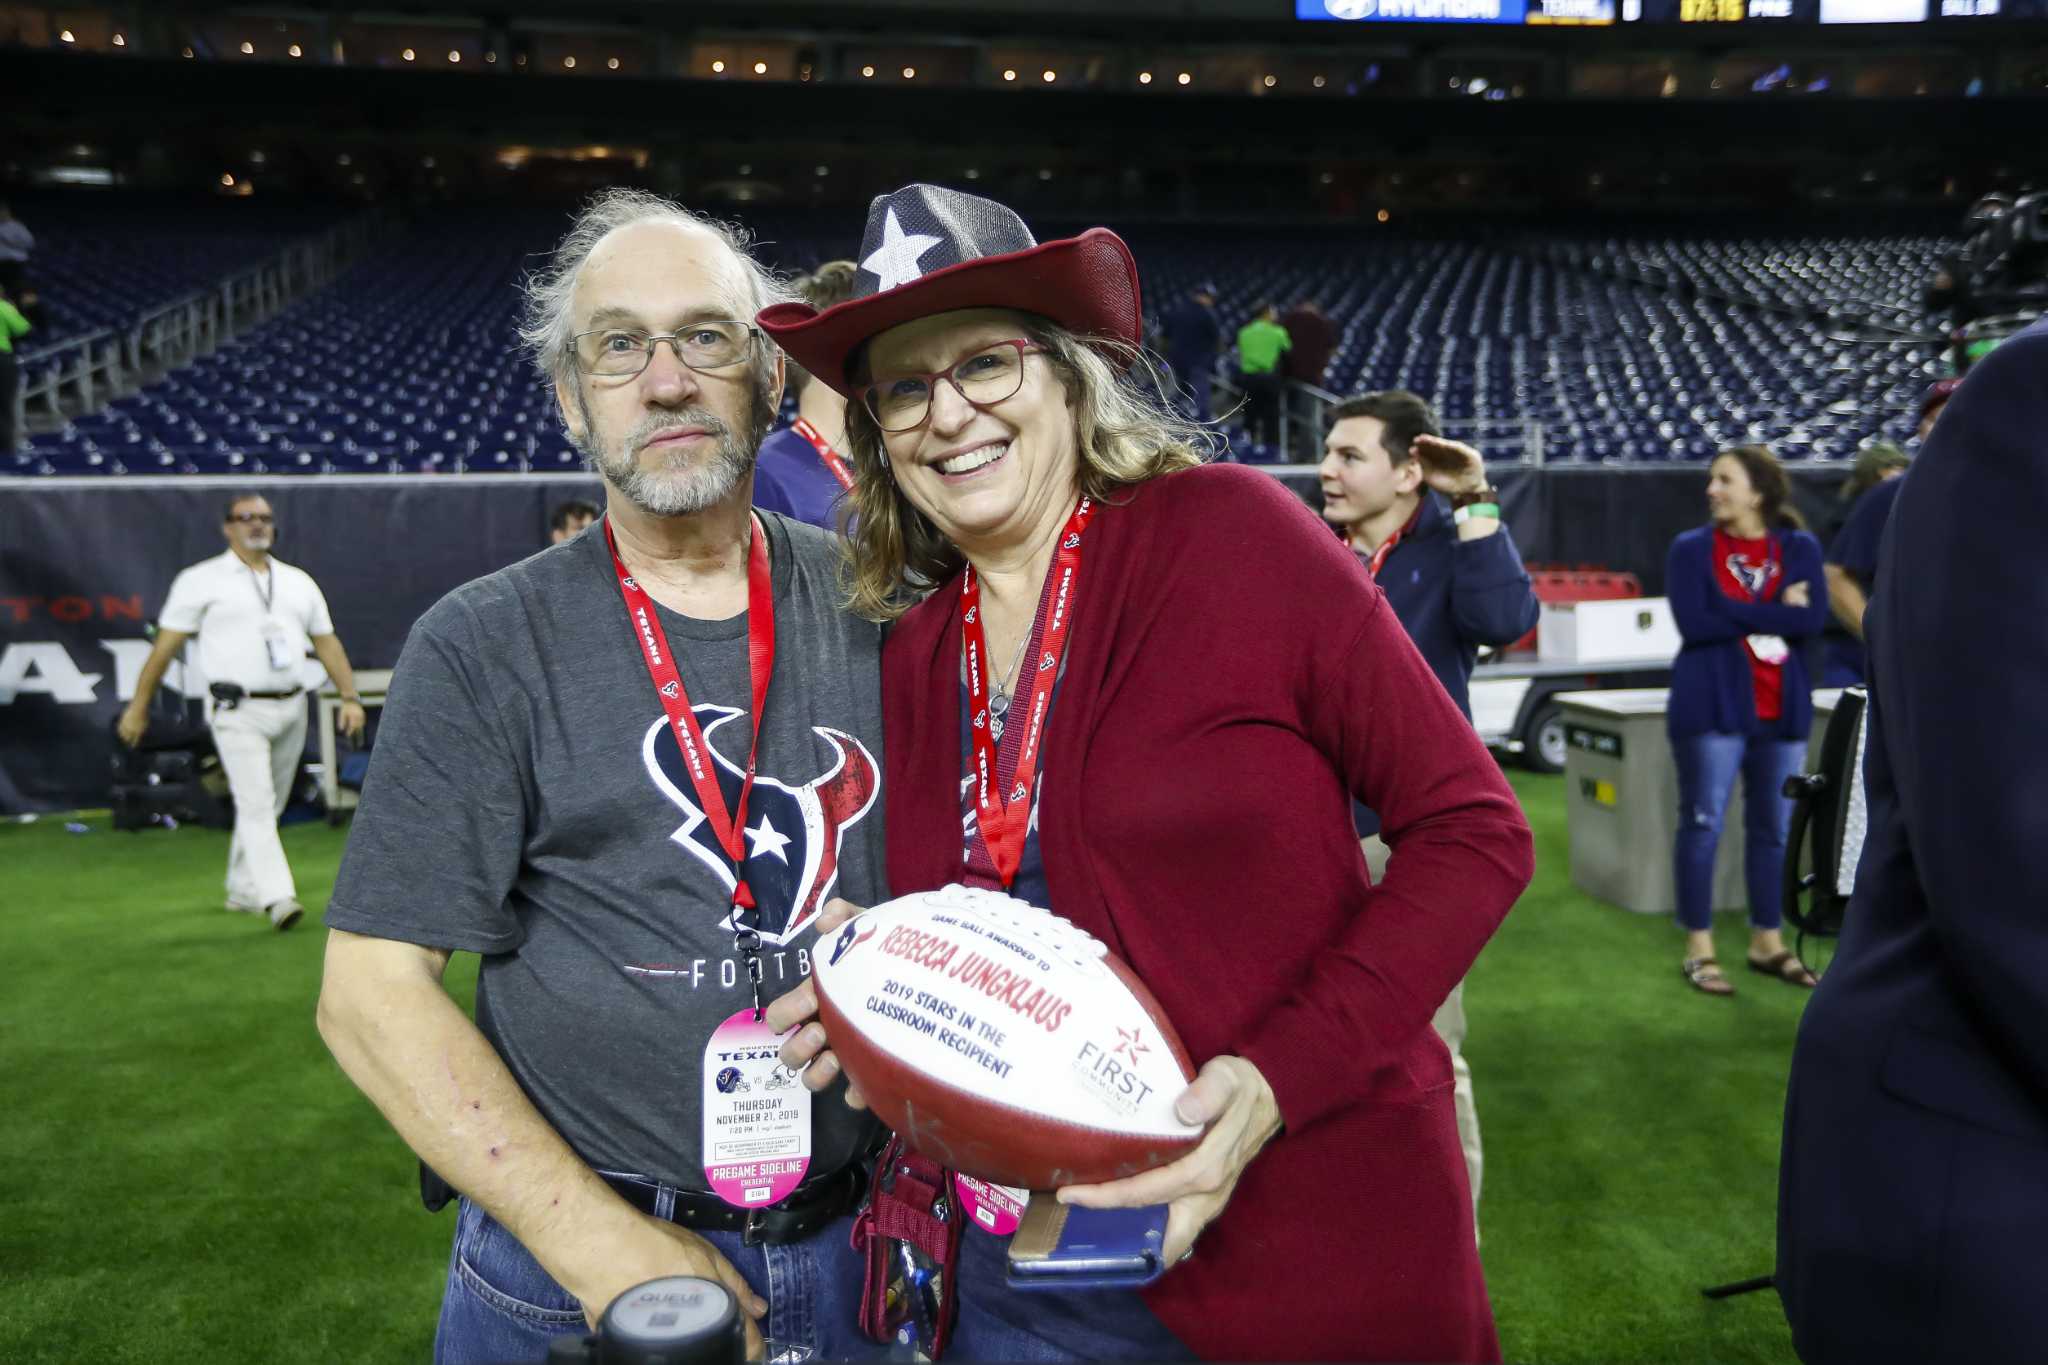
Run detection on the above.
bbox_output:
[326,513,887,1189]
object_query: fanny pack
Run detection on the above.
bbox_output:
[853,1136,961,1358]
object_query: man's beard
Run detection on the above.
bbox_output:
[573,381,775,518]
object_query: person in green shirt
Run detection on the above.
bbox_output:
[1235,302,1291,454]
[0,287,30,456]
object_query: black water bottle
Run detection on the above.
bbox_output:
[545,1276,745,1365]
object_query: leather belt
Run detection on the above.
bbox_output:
[603,1162,869,1246]
[245,687,303,700]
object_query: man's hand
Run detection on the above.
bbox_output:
[565,1213,768,1359]
[338,700,368,744]
[1785,581,1812,608]
[116,704,150,748]
[1055,1055,1283,1266]
[765,898,869,1108]
[1412,434,1489,498]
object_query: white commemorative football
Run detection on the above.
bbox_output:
[813,884,1203,1190]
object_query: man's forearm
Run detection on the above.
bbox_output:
[317,959,633,1291]
[127,634,185,711]
[311,636,359,697]
[1824,565,1869,639]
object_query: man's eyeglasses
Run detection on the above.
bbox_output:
[571,321,761,379]
[860,340,1043,434]
[227,513,275,525]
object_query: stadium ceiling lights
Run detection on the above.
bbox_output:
[288,43,302,57]
[1041,68,1056,82]
[402,47,415,61]
[1138,71,1152,83]
[712,59,725,72]
[753,60,767,74]
[112,33,125,47]
[1002,68,1016,81]
[1178,71,1192,85]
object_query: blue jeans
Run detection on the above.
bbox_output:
[433,1181,879,1365]
[944,1222,1194,1362]
[1671,731,1808,933]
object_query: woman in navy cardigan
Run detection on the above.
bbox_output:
[1666,445,1828,996]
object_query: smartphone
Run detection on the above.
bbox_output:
[1004,1197,1171,1291]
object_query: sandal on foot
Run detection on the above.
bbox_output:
[1747,950,1818,988]
[1682,956,1736,996]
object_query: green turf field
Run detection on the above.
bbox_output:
[1,772,1806,1363]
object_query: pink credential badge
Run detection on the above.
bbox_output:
[702,1008,812,1208]
[953,1173,1029,1235]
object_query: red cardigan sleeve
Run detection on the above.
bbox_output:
[1213,475,1536,1133]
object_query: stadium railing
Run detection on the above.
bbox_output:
[10,210,390,453]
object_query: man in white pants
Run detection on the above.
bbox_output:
[119,493,366,929]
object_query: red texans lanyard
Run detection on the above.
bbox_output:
[605,515,777,1012]
[1363,528,1404,580]
[793,418,856,492]
[960,497,1095,889]
[1360,503,1424,579]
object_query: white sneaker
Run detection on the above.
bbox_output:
[266,899,304,931]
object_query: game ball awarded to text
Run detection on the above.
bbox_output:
[813,885,1203,1190]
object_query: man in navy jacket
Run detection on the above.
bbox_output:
[1161,282,1224,422]
[1319,390,1541,722]
[1778,317,2048,1361]
[1320,389,1540,1240]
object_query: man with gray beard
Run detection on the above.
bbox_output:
[316,190,889,1364]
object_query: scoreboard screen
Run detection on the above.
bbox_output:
[1295,0,1617,20]
[1298,0,2028,19]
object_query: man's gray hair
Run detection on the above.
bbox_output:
[518,188,794,386]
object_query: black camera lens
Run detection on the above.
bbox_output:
[596,1276,744,1365]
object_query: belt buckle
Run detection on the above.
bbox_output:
[742,1205,770,1247]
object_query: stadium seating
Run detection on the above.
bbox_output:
[13,189,347,347]
[11,199,1952,476]
[1138,225,1946,463]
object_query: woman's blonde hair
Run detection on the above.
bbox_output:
[837,315,1216,621]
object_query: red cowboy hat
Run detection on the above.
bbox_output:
[756,184,1142,400]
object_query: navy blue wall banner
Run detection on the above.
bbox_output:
[0,476,602,813]
[0,465,1850,813]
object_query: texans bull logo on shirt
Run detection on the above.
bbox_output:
[640,705,879,947]
[1724,552,1780,598]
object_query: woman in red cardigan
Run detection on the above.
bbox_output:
[758,185,1534,1362]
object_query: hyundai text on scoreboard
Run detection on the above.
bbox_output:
[1296,0,1619,23]
[1300,0,2028,17]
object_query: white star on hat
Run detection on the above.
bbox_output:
[861,207,943,292]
